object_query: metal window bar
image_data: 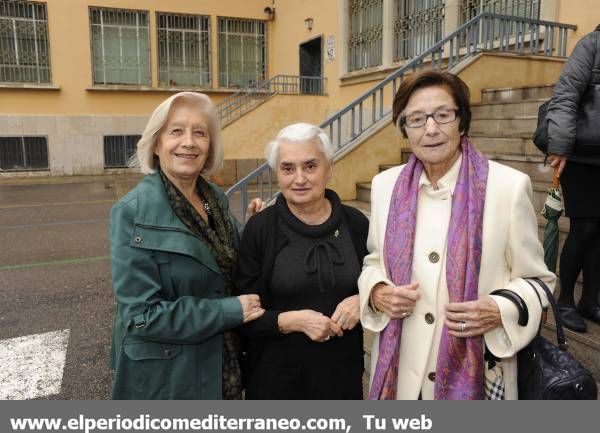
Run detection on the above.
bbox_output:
[393,0,445,62]
[218,17,266,88]
[0,136,48,170]
[0,1,50,83]
[459,0,540,45]
[227,13,576,223]
[90,8,150,85]
[348,0,383,72]
[157,12,210,87]
[103,135,140,168]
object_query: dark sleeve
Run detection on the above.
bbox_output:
[344,206,370,262]
[547,34,597,155]
[234,211,283,339]
[110,201,243,344]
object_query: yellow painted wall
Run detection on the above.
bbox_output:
[1,0,270,115]
[221,94,330,160]
[4,0,587,116]
[330,122,404,200]
[457,53,566,103]
[556,0,600,53]
[2,0,595,179]
[264,0,394,119]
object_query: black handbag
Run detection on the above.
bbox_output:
[532,100,550,153]
[493,278,597,399]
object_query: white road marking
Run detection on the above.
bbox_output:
[0,329,70,400]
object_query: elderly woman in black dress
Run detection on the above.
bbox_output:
[235,123,368,399]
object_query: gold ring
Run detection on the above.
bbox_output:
[460,322,467,332]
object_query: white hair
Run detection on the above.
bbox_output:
[133,92,223,176]
[265,123,334,169]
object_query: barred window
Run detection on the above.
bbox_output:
[90,8,150,85]
[0,136,48,170]
[393,0,445,62]
[103,135,139,168]
[460,0,540,26]
[0,1,50,83]
[157,13,210,87]
[348,0,383,72]
[218,17,266,88]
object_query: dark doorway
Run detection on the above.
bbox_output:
[299,36,322,94]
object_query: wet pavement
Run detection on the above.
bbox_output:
[0,174,142,399]
[0,173,258,399]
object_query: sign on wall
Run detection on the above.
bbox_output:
[326,35,335,63]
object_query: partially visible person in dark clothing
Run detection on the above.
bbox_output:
[235,123,367,399]
[547,24,600,332]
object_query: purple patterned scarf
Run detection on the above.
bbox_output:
[368,137,489,400]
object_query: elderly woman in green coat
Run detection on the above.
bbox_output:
[109,92,264,399]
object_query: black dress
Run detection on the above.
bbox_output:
[560,161,600,217]
[235,190,366,399]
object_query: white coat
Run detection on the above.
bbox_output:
[358,156,556,400]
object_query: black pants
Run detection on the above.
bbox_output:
[557,217,600,307]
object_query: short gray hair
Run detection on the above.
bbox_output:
[134,92,223,176]
[265,123,334,169]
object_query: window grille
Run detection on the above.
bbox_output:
[393,0,445,62]
[218,17,266,88]
[460,0,540,27]
[157,12,210,87]
[103,135,139,168]
[0,1,50,83]
[0,136,48,170]
[90,7,150,85]
[348,0,383,72]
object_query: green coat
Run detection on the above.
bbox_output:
[109,172,243,399]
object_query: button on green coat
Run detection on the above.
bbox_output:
[109,172,243,399]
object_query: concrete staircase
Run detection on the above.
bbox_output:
[347,84,600,386]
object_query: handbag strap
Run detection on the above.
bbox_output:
[489,289,529,326]
[525,277,568,350]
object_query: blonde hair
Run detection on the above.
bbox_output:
[265,122,334,169]
[133,92,224,176]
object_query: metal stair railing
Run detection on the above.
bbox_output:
[226,12,576,222]
[216,75,326,127]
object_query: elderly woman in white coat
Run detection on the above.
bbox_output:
[359,71,555,400]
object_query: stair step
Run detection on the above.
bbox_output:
[470,135,541,156]
[342,199,370,215]
[356,182,372,203]
[481,84,554,103]
[379,164,396,172]
[470,117,538,137]
[488,154,554,183]
[471,99,547,119]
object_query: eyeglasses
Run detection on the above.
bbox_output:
[400,108,459,128]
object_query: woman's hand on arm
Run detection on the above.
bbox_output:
[237,294,265,323]
[331,294,360,330]
[444,296,501,337]
[278,310,343,342]
[370,282,420,319]
[246,198,267,221]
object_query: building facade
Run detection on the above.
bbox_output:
[0,0,597,178]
